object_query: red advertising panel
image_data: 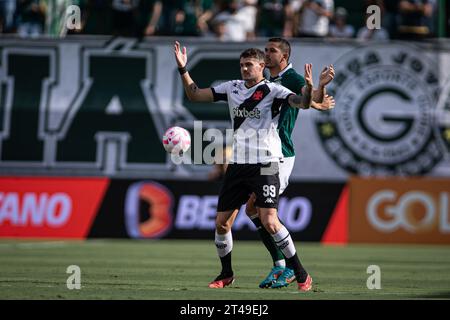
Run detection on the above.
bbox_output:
[0,177,109,238]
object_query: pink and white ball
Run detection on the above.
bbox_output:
[162,126,191,155]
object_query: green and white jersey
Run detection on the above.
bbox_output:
[269,64,305,158]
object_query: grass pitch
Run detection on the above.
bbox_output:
[1,239,450,300]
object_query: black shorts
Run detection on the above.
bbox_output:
[217,163,280,212]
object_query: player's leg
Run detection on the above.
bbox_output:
[247,156,297,288]
[259,207,312,291]
[252,162,312,292]
[209,164,250,288]
[245,194,285,288]
[270,156,297,288]
[208,209,239,288]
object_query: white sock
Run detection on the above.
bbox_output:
[274,260,286,268]
[271,226,296,259]
[215,230,233,258]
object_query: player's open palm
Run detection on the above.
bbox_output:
[174,41,187,68]
[317,94,335,110]
[304,64,313,88]
[319,65,335,87]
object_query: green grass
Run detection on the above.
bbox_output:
[1,239,450,300]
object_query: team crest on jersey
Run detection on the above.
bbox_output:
[314,44,444,175]
[252,91,264,101]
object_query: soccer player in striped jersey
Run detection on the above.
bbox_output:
[247,38,335,289]
[174,41,334,292]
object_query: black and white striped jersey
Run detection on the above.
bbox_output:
[211,79,294,164]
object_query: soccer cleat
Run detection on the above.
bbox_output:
[259,266,285,288]
[297,274,313,292]
[270,267,295,289]
[208,274,235,288]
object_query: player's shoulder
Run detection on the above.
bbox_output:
[284,68,305,83]
[214,79,241,91]
[267,80,289,91]
[231,79,246,89]
[267,80,294,96]
[266,79,284,89]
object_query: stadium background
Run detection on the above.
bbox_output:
[1,1,450,301]
[1,35,449,244]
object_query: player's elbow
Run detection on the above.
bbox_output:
[187,92,204,102]
[186,93,198,102]
[294,102,310,110]
[300,102,311,109]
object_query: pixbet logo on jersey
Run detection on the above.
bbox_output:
[232,107,261,119]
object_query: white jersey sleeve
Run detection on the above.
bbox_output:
[272,83,295,101]
[211,81,232,102]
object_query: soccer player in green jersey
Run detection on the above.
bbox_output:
[247,37,335,289]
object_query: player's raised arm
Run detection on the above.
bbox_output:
[174,41,213,102]
[288,64,313,109]
[310,64,335,103]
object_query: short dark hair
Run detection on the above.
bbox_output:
[240,48,265,62]
[268,37,291,61]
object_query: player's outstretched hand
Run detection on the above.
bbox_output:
[304,63,313,88]
[319,65,335,87]
[174,41,187,68]
[312,94,335,111]
[320,94,335,110]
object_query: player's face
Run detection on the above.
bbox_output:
[240,57,264,81]
[264,43,286,69]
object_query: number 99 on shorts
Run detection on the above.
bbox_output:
[263,185,276,198]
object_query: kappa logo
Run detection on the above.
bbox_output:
[232,90,239,95]
[265,198,274,204]
[314,44,443,176]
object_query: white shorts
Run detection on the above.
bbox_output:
[279,156,295,195]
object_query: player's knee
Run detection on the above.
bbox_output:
[215,217,232,234]
[260,211,281,234]
[262,220,278,234]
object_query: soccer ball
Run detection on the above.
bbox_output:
[162,126,191,155]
